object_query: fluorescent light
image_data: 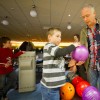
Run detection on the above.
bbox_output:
[1,20,9,25]
[12,41,73,47]
[68,14,71,17]
[43,26,51,29]
[30,10,37,17]
[67,25,72,30]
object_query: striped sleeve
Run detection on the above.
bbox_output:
[44,43,59,56]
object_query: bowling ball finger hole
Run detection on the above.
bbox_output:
[62,92,64,95]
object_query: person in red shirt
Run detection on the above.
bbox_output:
[0,37,24,100]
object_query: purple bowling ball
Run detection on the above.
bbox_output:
[82,86,100,100]
[72,45,89,61]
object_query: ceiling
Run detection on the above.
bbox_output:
[0,0,100,42]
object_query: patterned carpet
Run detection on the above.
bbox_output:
[7,83,42,100]
[7,67,81,100]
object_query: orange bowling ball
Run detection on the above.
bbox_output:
[60,82,75,100]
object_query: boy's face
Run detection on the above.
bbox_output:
[3,40,12,48]
[48,30,61,46]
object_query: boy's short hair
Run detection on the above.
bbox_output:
[0,37,11,47]
[47,27,61,36]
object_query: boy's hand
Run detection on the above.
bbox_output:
[5,62,12,68]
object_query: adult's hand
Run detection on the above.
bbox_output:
[76,61,85,66]
[68,59,76,67]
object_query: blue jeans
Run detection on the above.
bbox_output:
[41,84,60,100]
[87,67,100,91]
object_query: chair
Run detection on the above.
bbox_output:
[18,51,36,92]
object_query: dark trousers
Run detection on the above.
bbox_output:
[0,71,17,97]
[77,65,87,80]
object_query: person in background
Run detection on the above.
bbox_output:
[40,28,84,100]
[80,4,100,90]
[73,34,80,43]
[13,41,36,69]
[0,37,24,100]
[13,41,36,86]
[73,34,87,80]
[19,41,35,51]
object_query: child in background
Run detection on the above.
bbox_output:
[73,34,87,80]
[40,28,84,100]
[0,37,24,100]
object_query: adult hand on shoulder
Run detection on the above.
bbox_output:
[19,50,25,54]
[22,51,25,54]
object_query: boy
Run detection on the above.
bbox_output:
[0,37,24,100]
[40,28,83,100]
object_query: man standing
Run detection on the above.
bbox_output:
[80,4,100,91]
